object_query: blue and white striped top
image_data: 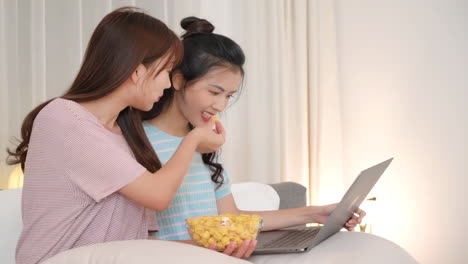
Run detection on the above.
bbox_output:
[143,122,231,240]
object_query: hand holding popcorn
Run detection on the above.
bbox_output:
[211,115,221,134]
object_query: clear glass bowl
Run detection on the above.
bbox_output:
[186,214,263,250]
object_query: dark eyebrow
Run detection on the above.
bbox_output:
[209,84,238,94]
[209,84,225,92]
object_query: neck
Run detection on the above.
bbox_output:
[79,91,127,133]
[147,100,190,137]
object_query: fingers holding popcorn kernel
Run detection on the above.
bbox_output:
[210,115,225,135]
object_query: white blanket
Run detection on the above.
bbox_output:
[249,231,418,264]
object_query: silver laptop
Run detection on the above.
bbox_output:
[253,158,393,254]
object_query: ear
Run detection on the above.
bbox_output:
[131,64,148,84]
[171,71,186,91]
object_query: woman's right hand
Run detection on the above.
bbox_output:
[189,118,225,153]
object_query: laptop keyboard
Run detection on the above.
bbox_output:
[262,228,320,248]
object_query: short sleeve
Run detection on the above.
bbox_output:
[64,119,146,202]
[215,169,231,200]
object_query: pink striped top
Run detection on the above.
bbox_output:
[16,98,153,264]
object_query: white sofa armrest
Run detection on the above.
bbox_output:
[0,188,22,264]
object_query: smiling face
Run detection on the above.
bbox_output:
[173,66,242,127]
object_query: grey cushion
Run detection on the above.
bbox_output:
[268,182,306,209]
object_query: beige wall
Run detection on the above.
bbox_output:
[336,0,468,263]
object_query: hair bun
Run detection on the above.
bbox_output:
[181,16,214,38]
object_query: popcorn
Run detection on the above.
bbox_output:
[211,115,218,121]
[186,214,262,250]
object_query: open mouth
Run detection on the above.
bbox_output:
[201,111,214,121]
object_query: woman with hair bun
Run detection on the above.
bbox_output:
[142,16,365,260]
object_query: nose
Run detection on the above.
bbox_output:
[212,97,228,113]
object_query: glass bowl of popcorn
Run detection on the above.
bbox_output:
[186,214,263,250]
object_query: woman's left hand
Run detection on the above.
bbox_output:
[209,240,257,259]
[314,204,366,231]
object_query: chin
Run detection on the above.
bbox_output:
[130,103,151,112]
[190,120,204,128]
[144,104,154,112]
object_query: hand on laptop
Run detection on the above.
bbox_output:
[208,240,258,259]
[345,207,366,231]
[315,204,366,231]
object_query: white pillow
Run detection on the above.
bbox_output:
[43,240,253,264]
[0,188,22,264]
[231,182,280,211]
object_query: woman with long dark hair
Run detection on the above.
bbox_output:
[9,8,225,264]
[142,17,365,259]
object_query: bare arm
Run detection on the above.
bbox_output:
[119,119,225,211]
[216,194,321,231]
[217,194,364,231]
[119,134,198,211]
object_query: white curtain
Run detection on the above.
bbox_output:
[0,0,343,205]
[307,0,345,204]
[221,0,345,205]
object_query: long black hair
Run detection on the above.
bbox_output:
[142,16,245,187]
